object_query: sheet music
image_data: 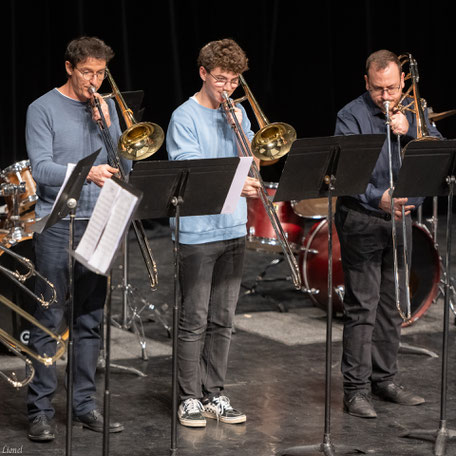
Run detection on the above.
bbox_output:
[74,178,140,275]
[221,156,253,214]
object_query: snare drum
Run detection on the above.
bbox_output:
[246,182,305,253]
[0,160,37,213]
[291,197,337,219]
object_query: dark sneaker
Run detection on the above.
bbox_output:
[28,414,56,441]
[372,382,425,406]
[178,398,206,427]
[203,395,246,424]
[343,392,377,418]
[74,409,124,433]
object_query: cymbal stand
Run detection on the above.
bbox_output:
[402,176,456,455]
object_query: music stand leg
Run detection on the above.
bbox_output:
[65,204,77,456]
[278,180,359,456]
[401,178,456,455]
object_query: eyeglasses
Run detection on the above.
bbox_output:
[368,84,401,96]
[75,67,107,81]
[206,70,239,88]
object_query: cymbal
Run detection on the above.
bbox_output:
[428,109,456,122]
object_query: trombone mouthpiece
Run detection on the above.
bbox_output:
[222,91,229,101]
[383,101,390,111]
[88,86,97,95]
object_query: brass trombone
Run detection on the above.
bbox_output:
[0,294,66,388]
[221,78,301,289]
[91,69,164,290]
[0,243,57,308]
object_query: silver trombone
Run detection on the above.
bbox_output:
[221,83,302,290]
[384,101,411,321]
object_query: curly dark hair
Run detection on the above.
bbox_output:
[197,38,248,74]
[365,49,400,74]
[64,36,115,67]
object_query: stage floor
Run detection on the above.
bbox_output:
[1,218,455,456]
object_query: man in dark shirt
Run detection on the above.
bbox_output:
[334,49,442,419]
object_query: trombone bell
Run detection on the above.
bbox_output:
[251,122,297,161]
[119,121,165,160]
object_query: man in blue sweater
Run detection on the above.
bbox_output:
[26,36,129,441]
[334,49,442,419]
[167,38,260,428]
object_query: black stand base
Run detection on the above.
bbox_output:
[402,421,456,456]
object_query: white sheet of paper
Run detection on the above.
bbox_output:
[74,178,139,275]
[221,156,253,214]
[51,163,76,212]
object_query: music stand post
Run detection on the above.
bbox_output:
[274,135,385,455]
[32,149,101,456]
[394,139,456,456]
[129,156,249,455]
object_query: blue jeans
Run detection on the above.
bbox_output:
[177,237,245,401]
[27,220,106,419]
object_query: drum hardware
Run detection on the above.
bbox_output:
[222,81,301,290]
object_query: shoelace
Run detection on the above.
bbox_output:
[211,395,233,416]
[184,398,203,415]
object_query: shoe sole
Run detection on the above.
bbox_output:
[203,411,247,424]
[74,421,125,433]
[28,433,55,441]
[178,418,206,427]
[373,394,426,406]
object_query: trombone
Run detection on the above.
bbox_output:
[91,69,164,290]
[0,247,65,388]
[387,53,440,321]
[221,76,301,289]
[0,243,57,308]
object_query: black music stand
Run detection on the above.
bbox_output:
[31,149,100,456]
[129,156,248,456]
[394,139,456,456]
[274,134,385,456]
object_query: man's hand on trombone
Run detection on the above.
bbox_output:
[241,176,261,198]
[87,164,119,187]
[379,189,415,220]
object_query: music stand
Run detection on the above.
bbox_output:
[31,149,100,456]
[130,156,249,455]
[274,134,385,456]
[394,139,456,456]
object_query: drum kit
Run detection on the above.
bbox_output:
[0,159,37,258]
[246,182,442,326]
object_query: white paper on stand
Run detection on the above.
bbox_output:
[221,156,253,214]
[51,163,76,213]
[73,178,140,275]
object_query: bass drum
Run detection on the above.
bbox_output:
[300,220,440,327]
[246,182,305,253]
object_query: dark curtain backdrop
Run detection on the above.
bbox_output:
[1,0,455,171]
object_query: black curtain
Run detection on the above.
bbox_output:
[1,0,454,170]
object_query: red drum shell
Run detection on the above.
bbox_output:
[246,182,305,253]
[300,220,440,327]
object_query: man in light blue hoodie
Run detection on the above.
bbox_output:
[167,38,260,428]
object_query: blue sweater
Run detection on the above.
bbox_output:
[26,88,130,219]
[166,96,254,244]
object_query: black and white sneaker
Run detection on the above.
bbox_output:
[178,398,206,427]
[203,395,246,424]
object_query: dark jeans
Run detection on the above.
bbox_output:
[335,201,412,397]
[27,220,106,420]
[177,237,245,402]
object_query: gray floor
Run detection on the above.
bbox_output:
[1,214,456,455]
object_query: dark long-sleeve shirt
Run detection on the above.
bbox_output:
[334,91,443,212]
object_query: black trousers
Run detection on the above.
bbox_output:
[335,200,412,396]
